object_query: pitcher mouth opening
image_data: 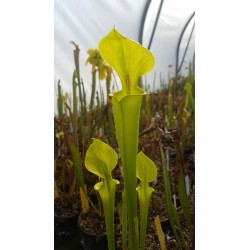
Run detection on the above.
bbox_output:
[110,87,146,103]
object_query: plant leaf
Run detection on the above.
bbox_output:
[80,186,89,214]
[136,151,157,182]
[94,176,119,250]
[98,28,155,249]
[184,83,194,112]
[67,139,85,189]
[111,94,143,249]
[159,142,183,249]
[136,151,157,250]
[154,215,167,250]
[85,139,119,250]
[98,28,155,98]
[121,190,128,250]
[178,168,192,232]
[85,138,118,178]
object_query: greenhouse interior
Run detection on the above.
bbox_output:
[54,0,195,249]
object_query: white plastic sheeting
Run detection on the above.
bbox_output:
[144,0,195,75]
[54,0,195,101]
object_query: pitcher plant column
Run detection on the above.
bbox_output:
[98,28,155,249]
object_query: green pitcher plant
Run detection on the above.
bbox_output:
[98,28,155,249]
[85,138,119,250]
[136,151,157,250]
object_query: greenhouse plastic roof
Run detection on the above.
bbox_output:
[54,0,195,99]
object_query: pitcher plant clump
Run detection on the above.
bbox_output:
[55,30,195,249]
[98,28,155,249]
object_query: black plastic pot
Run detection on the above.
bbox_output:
[78,227,108,250]
[55,213,79,237]
[78,212,123,250]
[77,211,107,250]
[79,228,123,250]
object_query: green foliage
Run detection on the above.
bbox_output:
[136,151,157,250]
[136,151,157,183]
[85,139,119,250]
[99,28,155,98]
[178,166,192,233]
[67,138,85,190]
[111,93,143,249]
[99,28,155,250]
[121,190,128,250]
[84,138,118,178]
[159,141,186,249]
[55,27,195,250]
